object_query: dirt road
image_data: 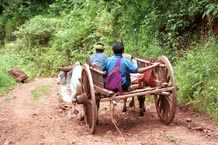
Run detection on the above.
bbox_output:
[0,78,217,145]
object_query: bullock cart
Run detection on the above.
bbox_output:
[76,55,177,134]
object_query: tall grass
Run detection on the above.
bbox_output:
[175,38,218,121]
[0,51,16,94]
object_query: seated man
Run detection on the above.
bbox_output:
[102,41,159,92]
[89,42,108,123]
[89,42,108,67]
[102,41,159,114]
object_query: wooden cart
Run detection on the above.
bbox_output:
[76,55,177,134]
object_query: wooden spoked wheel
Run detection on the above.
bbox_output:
[153,55,177,124]
[81,64,97,134]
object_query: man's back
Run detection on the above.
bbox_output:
[102,54,138,88]
[90,52,107,67]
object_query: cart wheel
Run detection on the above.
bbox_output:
[153,55,177,124]
[81,64,97,134]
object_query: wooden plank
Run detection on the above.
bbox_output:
[101,86,175,102]
[122,87,156,95]
[94,85,114,97]
[89,67,106,75]
[135,57,165,67]
[89,65,105,88]
[135,58,150,64]
[91,71,104,88]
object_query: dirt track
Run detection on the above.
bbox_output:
[0,78,218,145]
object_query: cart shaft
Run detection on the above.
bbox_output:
[101,86,175,102]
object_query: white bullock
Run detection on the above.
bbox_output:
[56,62,82,116]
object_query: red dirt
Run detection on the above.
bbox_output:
[0,78,217,145]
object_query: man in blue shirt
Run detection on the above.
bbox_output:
[90,42,108,67]
[102,41,159,114]
[102,41,159,91]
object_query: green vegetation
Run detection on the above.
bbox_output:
[4,96,14,101]
[0,0,217,121]
[31,85,50,101]
[0,51,16,94]
[165,133,178,143]
[175,38,218,121]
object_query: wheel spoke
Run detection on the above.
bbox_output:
[86,103,92,128]
[164,96,170,113]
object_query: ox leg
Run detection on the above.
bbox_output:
[66,71,72,85]
[137,96,146,116]
[129,97,135,109]
[72,95,79,115]
[122,98,127,112]
[122,97,136,112]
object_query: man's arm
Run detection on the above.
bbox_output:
[137,63,159,73]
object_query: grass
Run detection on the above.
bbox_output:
[31,85,50,101]
[164,133,178,143]
[0,73,16,94]
[4,96,14,101]
[0,52,16,95]
[174,38,218,122]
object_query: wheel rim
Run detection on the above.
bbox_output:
[154,55,177,124]
[81,64,97,134]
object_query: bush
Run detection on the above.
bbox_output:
[14,15,61,47]
[4,16,63,76]
[175,38,218,121]
[0,52,16,94]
